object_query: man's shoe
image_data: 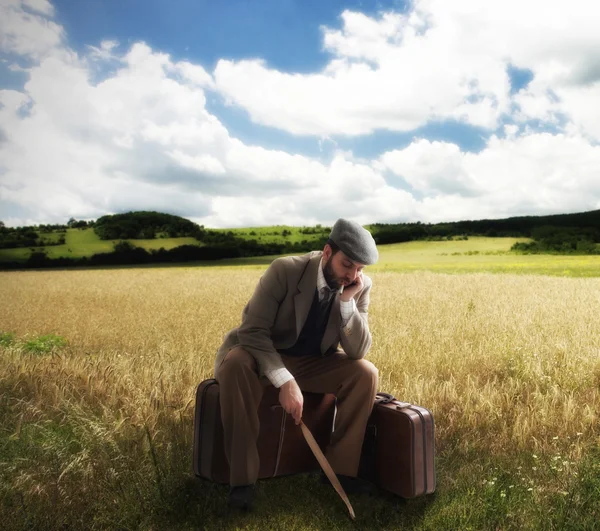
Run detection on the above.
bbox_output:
[228,485,255,511]
[320,472,374,495]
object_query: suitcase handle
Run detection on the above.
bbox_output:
[375,392,412,409]
[376,392,396,404]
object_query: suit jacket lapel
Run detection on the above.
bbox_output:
[321,295,341,354]
[294,253,321,337]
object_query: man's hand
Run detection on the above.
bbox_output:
[340,271,363,302]
[279,379,303,425]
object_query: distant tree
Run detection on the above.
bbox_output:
[94,211,202,240]
[576,239,596,253]
[139,227,156,239]
[67,218,88,229]
[113,240,137,253]
[27,250,49,267]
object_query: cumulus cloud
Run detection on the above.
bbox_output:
[379,140,478,196]
[214,0,600,140]
[22,0,54,16]
[0,0,63,59]
[380,133,600,222]
[87,39,120,61]
[0,3,418,227]
[1,0,600,229]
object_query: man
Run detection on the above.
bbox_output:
[214,218,379,510]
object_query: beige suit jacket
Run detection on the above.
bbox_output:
[214,251,373,377]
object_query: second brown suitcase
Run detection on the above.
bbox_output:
[193,378,336,483]
[359,392,436,498]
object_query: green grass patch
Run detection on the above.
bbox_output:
[127,236,202,250]
[216,225,329,245]
[22,334,67,355]
[36,231,65,244]
[1,404,599,530]
[0,332,15,347]
[0,228,205,262]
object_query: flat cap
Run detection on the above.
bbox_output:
[329,218,378,265]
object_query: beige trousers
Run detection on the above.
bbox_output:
[215,346,379,487]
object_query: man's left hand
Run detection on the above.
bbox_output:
[340,272,363,302]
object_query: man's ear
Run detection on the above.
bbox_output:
[323,243,332,261]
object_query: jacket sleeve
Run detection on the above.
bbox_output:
[237,259,288,376]
[339,276,373,359]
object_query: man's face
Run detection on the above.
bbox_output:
[322,245,365,290]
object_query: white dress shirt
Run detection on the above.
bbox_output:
[264,257,357,388]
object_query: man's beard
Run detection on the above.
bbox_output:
[323,257,341,290]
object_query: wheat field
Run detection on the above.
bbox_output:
[1,265,600,530]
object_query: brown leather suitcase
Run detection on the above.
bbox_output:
[193,378,336,483]
[359,392,435,498]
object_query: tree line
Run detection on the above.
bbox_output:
[1,209,599,268]
[510,226,600,254]
[0,223,67,249]
[1,237,329,270]
[93,211,201,240]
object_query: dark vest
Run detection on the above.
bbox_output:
[279,289,335,357]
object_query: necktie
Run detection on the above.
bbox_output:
[320,287,336,303]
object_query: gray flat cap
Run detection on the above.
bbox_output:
[329,218,378,265]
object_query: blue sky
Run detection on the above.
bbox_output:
[0,0,599,227]
[54,0,408,71]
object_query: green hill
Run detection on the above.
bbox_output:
[94,211,202,240]
[0,228,203,262]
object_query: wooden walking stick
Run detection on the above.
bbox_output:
[299,420,356,520]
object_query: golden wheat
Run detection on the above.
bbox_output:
[2,267,599,443]
[1,265,600,527]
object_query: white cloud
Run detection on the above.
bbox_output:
[213,5,512,136]
[555,82,600,141]
[380,133,600,222]
[22,0,54,16]
[1,0,600,229]
[214,0,600,140]
[0,0,63,59]
[0,5,416,227]
[200,156,418,228]
[379,140,478,196]
[87,39,120,61]
[171,60,215,90]
[167,151,226,175]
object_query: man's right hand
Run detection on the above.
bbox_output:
[279,379,304,425]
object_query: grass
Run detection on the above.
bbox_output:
[3,230,600,279]
[0,228,203,262]
[36,231,64,245]
[216,225,329,245]
[0,332,15,347]
[370,237,600,277]
[21,334,68,355]
[1,263,600,530]
[0,225,329,263]
[204,238,600,278]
